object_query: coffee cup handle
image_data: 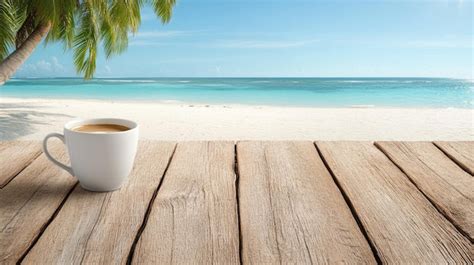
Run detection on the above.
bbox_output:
[43,133,74,176]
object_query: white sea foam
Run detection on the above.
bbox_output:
[203,84,229,87]
[102,79,155,83]
[349,104,375,108]
[339,80,397,83]
[161,99,183,104]
[338,80,369,83]
[178,80,191,83]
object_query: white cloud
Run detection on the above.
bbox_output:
[214,39,319,49]
[51,56,64,71]
[128,30,198,46]
[399,40,472,49]
[129,40,170,47]
[129,38,320,48]
[104,65,112,74]
[140,12,156,21]
[17,56,65,77]
[130,30,190,38]
[340,38,473,49]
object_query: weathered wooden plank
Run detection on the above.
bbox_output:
[376,141,473,241]
[22,141,176,265]
[0,141,42,188]
[316,141,472,264]
[0,142,76,264]
[132,142,240,264]
[434,141,474,175]
[237,141,376,264]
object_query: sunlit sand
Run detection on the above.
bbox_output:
[1,97,472,141]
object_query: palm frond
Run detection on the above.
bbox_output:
[0,0,20,60]
[151,0,176,23]
[110,0,143,33]
[101,14,128,58]
[43,0,77,48]
[73,1,98,79]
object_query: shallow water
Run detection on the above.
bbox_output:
[1,78,472,108]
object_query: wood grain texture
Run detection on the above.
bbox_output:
[316,141,472,264]
[0,141,42,188]
[0,142,76,264]
[237,141,376,264]
[22,141,176,265]
[132,142,240,264]
[376,141,474,241]
[434,141,474,175]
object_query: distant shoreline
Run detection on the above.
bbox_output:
[1,96,472,110]
[9,76,470,80]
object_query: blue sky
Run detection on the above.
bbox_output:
[15,0,473,78]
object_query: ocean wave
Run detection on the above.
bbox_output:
[337,80,398,83]
[336,80,435,84]
[202,84,230,87]
[178,80,191,83]
[251,80,271,83]
[337,80,371,83]
[102,79,156,83]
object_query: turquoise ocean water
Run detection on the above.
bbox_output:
[1,78,472,108]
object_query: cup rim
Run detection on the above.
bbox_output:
[64,118,138,135]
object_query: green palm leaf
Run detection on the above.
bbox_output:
[0,0,20,60]
[73,1,99,79]
[151,0,176,23]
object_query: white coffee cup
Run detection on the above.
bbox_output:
[43,118,139,192]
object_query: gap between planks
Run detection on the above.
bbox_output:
[374,141,473,242]
[0,152,41,189]
[233,144,244,265]
[0,141,43,189]
[17,182,79,263]
[131,142,240,264]
[126,144,177,264]
[313,142,382,263]
[316,141,471,263]
[237,141,376,263]
[1,142,77,264]
[433,141,474,176]
[20,142,176,264]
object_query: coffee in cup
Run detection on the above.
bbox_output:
[72,124,130,133]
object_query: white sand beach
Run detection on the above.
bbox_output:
[1,97,473,141]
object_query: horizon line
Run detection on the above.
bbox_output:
[11,76,468,80]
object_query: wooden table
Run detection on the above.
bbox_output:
[0,141,472,264]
